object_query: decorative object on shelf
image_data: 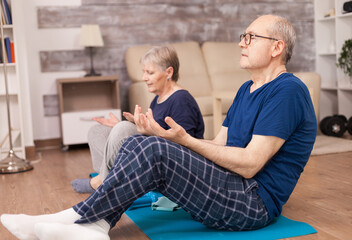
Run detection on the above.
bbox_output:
[0,11,33,173]
[324,8,335,17]
[0,0,12,24]
[79,24,104,77]
[337,38,352,81]
[343,1,352,13]
[319,115,348,137]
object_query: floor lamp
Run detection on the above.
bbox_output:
[0,16,33,173]
[80,24,104,77]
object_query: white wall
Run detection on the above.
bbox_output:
[18,0,85,141]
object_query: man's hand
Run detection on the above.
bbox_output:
[157,115,189,145]
[93,112,120,128]
[134,106,190,145]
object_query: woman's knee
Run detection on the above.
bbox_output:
[109,121,138,139]
[87,124,111,145]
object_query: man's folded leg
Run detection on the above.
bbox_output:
[73,135,270,231]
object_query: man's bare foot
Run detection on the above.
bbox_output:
[90,175,102,190]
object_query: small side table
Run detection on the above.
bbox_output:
[57,75,120,150]
[212,91,235,136]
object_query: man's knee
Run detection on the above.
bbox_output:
[120,136,174,164]
[119,134,149,154]
[138,136,171,159]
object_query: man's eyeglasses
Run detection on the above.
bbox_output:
[240,33,279,45]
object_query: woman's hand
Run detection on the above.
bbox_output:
[123,112,135,123]
[134,105,155,135]
[93,112,120,128]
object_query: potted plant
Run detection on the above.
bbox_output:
[337,39,352,81]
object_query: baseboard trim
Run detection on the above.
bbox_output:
[25,146,36,159]
[34,138,62,150]
[24,138,62,160]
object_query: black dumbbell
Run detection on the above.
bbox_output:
[319,115,347,137]
[347,117,352,135]
[336,114,348,123]
[320,116,331,135]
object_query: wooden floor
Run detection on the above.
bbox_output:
[0,146,351,240]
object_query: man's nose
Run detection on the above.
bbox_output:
[238,38,246,48]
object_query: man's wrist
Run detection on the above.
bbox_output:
[182,134,194,149]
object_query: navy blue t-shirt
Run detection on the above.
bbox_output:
[150,89,204,139]
[223,73,317,220]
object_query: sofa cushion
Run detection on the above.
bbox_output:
[125,45,152,83]
[128,82,155,113]
[201,42,250,92]
[195,96,233,117]
[172,42,212,97]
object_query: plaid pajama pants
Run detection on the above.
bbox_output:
[73,135,271,231]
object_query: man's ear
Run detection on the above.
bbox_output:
[271,40,285,59]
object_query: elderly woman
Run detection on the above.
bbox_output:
[71,45,204,193]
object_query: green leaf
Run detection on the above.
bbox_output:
[337,39,352,79]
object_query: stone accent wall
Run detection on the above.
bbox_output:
[38,0,315,112]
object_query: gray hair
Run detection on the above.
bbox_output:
[268,15,296,64]
[140,45,180,81]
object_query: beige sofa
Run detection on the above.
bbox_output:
[125,41,321,139]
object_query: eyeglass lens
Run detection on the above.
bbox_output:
[240,34,251,45]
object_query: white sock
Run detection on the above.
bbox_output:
[34,219,110,240]
[0,208,81,240]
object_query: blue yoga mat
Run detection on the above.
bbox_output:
[126,207,317,240]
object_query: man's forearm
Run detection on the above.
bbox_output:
[183,135,255,178]
[183,134,284,179]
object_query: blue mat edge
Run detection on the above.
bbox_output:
[126,207,317,240]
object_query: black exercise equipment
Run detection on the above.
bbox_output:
[319,115,347,137]
[336,114,348,123]
[347,117,352,135]
[343,1,352,13]
[319,116,331,135]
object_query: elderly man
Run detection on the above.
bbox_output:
[1,14,316,240]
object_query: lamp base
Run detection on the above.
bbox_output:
[84,46,101,77]
[84,72,102,77]
[0,150,34,174]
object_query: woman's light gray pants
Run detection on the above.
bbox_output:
[87,121,139,180]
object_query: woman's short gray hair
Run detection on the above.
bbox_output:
[269,15,296,64]
[140,45,180,81]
